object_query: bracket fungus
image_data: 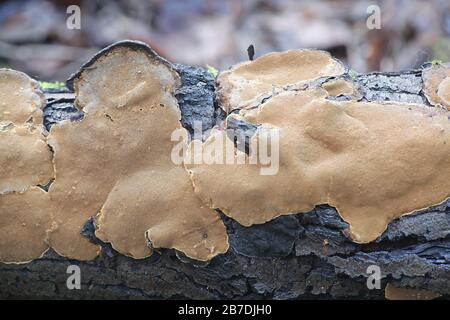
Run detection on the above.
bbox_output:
[3,44,450,266]
[187,83,450,243]
[0,69,53,263]
[321,78,360,99]
[45,41,228,261]
[0,69,45,125]
[437,77,450,107]
[0,125,53,194]
[423,62,450,109]
[216,50,345,112]
[0,69,52,194]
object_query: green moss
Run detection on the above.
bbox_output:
[38,81,67,91]
[349,69,358,81]
[429,59,443,66]
[206,65,219,78]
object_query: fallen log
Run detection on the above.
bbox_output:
[0,42,449,300]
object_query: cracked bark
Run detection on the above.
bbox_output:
[0,63,449,300]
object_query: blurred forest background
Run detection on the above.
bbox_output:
[0,0,450,81]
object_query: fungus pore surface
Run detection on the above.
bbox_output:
[47,42,228,261]
[437,77,450,107]
[321,79,359,98]
[187,86,450,243]
[0,69,53,263]
[423,63,450,109]
[0,69,45,125]
[217,50,345,112]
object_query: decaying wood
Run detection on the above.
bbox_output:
[0,59,449,300]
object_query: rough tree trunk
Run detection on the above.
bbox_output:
[0,63,449,300]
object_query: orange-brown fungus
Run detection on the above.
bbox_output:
[321,79,359,98]
[0,125,53,193]
[423,62,450,109]
[46,41,228,261]
[0,69,45,125]
[217,50,345,112]
[437,77,450,107]
[0,69,53,263]
[0,188,52,263]
[3,45,450,264]
[385,283,442,300]
[187,88,450,243]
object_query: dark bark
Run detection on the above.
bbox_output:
[0,63,449,300]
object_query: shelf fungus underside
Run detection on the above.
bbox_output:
[1,41,450,264]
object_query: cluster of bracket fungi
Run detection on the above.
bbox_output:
[1,40,450,264]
